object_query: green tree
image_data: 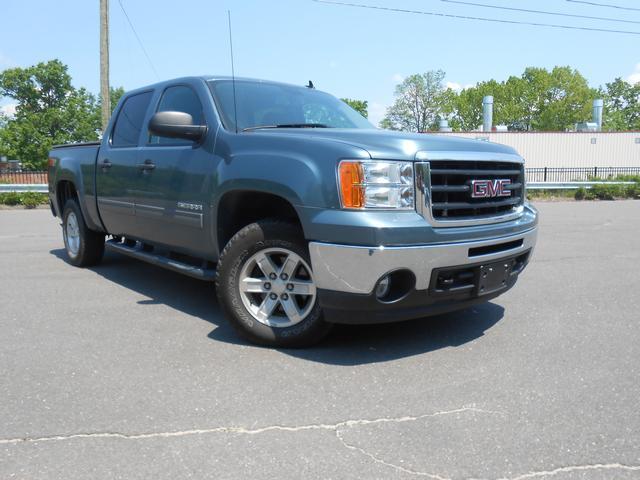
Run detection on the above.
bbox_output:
[341,98,368,118]
[381,71,454,132]
[601,78,640,131]
[0,59,101,169]
[453,66,596,131]
[528,66,595,131]
[453,80,502,131]
[107,86,126,114]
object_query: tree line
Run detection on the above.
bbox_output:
[0,60,123,170]
[380,67,639,133]
[1,60,638,170]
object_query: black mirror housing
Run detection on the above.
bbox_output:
[148,111,207,142]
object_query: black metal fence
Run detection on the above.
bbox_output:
[525,167,640,182]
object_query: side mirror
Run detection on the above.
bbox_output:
[148,111,207,142]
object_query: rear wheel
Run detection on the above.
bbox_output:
[62,199,105,267]
[216,220,331,347]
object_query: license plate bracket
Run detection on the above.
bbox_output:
[478,259,515,296]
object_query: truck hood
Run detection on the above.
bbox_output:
[249,128,519,161]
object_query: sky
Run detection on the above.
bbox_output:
[1,0,639,125]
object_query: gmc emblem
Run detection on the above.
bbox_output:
[471,179,512,198]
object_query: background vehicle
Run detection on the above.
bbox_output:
[48,76,538,347]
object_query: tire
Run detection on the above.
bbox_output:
[62,199,105,267]
[216,219,332,348]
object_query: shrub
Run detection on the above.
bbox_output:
[0,191,48,207]
[588,184,624,200]
[612,174,640,183]
[574,187,586,200]
[625,183,640,199]
[0,192,21,206]
[20,191,46,209]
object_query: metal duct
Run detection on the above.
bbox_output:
[592,99,603,131]
[482,96,493,132]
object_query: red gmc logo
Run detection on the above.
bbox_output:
[471,179,512,198]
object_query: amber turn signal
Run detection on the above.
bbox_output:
[338,161,364,208]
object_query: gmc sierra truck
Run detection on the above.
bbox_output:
[48,76,538,347]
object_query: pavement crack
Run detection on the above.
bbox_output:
[504,463,640,479]
[3,406,635,480]
[335,427,450,479]
[0,405,496,446]
[331,406,498,480]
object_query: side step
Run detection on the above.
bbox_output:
[105,240,217,282]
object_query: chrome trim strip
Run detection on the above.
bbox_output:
[175,210,204,229]
[415,150,524,163]
[97,198,134,214]
[415,161,526,228]
[309,227,538,294]
[135,203,164,218]
[98,198,133,207]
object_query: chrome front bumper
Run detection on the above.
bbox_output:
[309,226,538,294]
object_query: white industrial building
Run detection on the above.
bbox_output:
[436,131,640,169]
[432,95,639,174]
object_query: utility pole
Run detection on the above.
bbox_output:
[100,0,110,132]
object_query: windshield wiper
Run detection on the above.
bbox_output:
[242,123,330,132]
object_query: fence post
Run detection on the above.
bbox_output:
[543,167,547,182]
[594,166,598,179]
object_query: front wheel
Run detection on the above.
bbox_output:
[216,220,332,347]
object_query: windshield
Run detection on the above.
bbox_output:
[208,80,373,132]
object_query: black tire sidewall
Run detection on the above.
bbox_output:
[216,221,330,347]
[62,200,103,267]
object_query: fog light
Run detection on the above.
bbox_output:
[375,275,391,299]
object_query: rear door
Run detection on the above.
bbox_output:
[96,91,153,236]
[131,83,214,255]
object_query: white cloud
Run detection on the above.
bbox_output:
[627,63,640,85]
[391,73,404,84]
[446,81,474,93]
[368,102,388,127]
[0,103,17,117]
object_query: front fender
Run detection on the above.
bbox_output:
[216,152,327,208]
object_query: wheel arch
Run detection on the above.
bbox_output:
[215,189,303,256]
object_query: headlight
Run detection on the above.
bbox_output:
[338,160,414,209]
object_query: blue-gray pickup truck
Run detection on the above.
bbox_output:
[48,76,538,347]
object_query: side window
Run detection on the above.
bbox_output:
[150,85,204,145]
[111,91,153,147]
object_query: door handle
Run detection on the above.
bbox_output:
[137,160,156,172]
[100,159,112,170]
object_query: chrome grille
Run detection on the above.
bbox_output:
[415,159,526,227]
[429,161,524,220]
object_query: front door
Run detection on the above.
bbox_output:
[96,91,153,236]
[132,84,213,255]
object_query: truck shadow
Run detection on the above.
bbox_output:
[50,249,504,366]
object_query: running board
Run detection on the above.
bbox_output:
[105,240,217,282]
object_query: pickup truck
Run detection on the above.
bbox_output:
[48,76,538,347]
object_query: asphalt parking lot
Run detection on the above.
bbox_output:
[1,201,639,479]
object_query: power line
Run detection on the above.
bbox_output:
[116,0,160,80]
[312,0,640,35]
[439,0,640,25]
[566,0,640,12]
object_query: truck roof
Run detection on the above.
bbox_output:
[123,75,313,96]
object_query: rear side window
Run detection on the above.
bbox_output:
[111,91,153,147]
[150,85,204,145]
